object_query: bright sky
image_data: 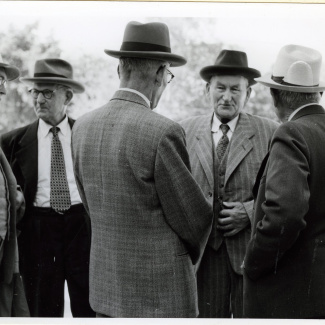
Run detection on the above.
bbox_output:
[1,1,325,76]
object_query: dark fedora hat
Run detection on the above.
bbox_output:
[200,50,261,85]
[0,54,20,81]
[105,21,187,67]
[20,58,85,93]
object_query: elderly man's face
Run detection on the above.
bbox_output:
[206,75,251,123]
[0,68,7,101]
[32,83,71,126]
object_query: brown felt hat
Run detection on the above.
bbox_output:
[20,58,85,93]
[200,50,261,86]
[105,21,187,67]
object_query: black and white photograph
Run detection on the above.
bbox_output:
[0,1,325,323]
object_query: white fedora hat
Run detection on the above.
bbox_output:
[0,54,20,81]
[256,44,325,93]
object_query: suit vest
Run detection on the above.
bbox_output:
[208,139,230,251]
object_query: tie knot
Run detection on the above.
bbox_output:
[220,124,229,135]
[50,126,60,137]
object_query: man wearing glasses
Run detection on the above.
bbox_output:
[72,21,213,318]
[0,58,95,317]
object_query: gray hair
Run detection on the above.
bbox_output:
[119,57,164,81]
[270,88,321,109]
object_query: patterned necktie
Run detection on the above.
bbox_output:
[50,126,71,213]
[216,124,230,161]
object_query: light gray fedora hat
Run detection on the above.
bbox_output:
[105,21,187,67]
[256,44,325,93]
[20,58,85,93]
[0,54,20,81]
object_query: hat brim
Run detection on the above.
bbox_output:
[256,73,325,93]
[0,63,20,81]
[200,66,261,86]
[104,49,187,67]
[19,77,85,93]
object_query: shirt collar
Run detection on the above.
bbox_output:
[288,103,318,121]
[39,115,69,137]
[211,113,239,133]
[119,88,151,107]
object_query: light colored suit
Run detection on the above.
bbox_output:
[72,90,213,318]
[180,112,278,317]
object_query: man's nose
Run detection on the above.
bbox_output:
[223,89,231,101]
[36,92,46,103]
[0,84,6,96]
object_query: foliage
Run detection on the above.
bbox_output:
[0,19,278,135]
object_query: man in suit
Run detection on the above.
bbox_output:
[72,21,213,318]
[180,50,278,318]
[0,55,29,317]
[1,58,95,317]
[243,44,325,318]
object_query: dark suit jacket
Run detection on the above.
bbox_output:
[0,118,75,269]
[72,90,213,317]
[243,105,325,318]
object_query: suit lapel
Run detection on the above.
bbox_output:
[15,120,39,202]
[225,113,255,185]
[194,114,214,188]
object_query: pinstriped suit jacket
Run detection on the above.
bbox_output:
[72,90,213,317]
[180,112,278,274]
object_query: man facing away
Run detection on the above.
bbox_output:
[180,50,279,317]
[243,44,325,318]
[0,55,29,317]
[1,58,95,317]
[72,21,213,318]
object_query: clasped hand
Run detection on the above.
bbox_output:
[217,201,250,237]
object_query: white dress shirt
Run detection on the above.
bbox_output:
[119,88,151,107]
[33,116,82,207]
[211,113,239,149]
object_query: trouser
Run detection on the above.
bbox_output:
[19,204,95,317]
[197,242,243,318]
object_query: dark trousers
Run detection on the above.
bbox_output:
[18,204,95,318]
[197,243,243,318]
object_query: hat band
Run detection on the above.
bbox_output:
[120,41,171,53]
[34,72,68,79]
[272,75,318,87]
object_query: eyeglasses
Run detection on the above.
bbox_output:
[166,68,174,84]
[29,88,58,100]
[157,65,175,84]
[0,76,7,88]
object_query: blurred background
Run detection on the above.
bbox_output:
[1,1,325,135]
[1,1,325,317]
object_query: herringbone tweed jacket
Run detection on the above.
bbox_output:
[180,112,278,274]
[72,90,213,318]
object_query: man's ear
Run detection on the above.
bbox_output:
[155,65,165,87]
[64,89,73,105]
[270,88,278,107]
[205,82,211,96]
[244,86,252,106]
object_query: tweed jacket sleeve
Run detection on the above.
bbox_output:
[154,123,213,265]
[244,123,309,280]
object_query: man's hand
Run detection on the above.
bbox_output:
[217,201,250,237]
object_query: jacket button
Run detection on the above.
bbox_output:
[208,192,212,197]
[220,184,224,188]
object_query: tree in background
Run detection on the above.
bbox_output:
[0,19,278,135]
[0,22,61,133]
